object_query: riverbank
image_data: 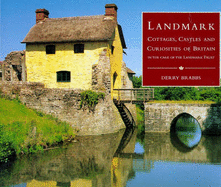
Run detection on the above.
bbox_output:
[0,97,76,163]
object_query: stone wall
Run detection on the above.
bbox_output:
[2,51,26,82]
[145,103,221,134]
[121,61,133,90]
[92,55,137,124]
[0,82,125,135]
[92,49,111,95]
[120,61,137,123]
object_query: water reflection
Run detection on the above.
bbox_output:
[127,133,221,187]
[171,113,202,149]
[0,127,220,187]
[134,142,144,154]
[0,128,137,187]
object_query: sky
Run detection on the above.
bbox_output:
[1,0,221,76]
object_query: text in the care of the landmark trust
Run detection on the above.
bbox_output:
[146,21,216,60]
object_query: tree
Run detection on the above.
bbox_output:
[132,76,142,88]
[132,75,221,102]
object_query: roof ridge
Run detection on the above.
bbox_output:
[48,15,104,21]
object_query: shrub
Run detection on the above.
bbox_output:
[80,90,105,112]
[0,124,15,162]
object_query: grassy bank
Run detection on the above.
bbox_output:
[0,97,75,163]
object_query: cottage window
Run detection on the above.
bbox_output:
[46,45,55,54]
[57,71,71,82]
[0,71,2,81]
[74,44,84,53]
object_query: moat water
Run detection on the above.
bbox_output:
[0,117,220,187]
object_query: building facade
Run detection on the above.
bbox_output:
[22,4,128,96]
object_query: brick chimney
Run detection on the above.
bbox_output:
[105,4,118,21]
[35,9,49,23]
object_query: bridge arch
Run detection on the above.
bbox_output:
[170,112,201,133]
[170,109,206,130]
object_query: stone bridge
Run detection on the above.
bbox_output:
[144,103,221,134]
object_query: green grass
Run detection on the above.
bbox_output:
[0,97,75,163]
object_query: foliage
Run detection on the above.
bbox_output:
[80,90,105,112]
[148,100,215,104]
[154,87,199,101]
[136,105,145,139]
[0,97,75,163]
[132,75,142,88]
[132,75,221,102]
[198,87,221,102]
[175,114,200,132]
[0,124,15,163]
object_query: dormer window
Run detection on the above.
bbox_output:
[46,45,55,54]
[57,71,71,82]
[74,44,84,53]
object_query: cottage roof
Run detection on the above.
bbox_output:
[126,67,135,74]
[22,15,126,48]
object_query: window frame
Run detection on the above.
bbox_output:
[57,71,71,82]
[46,45,56,54]
[74,44,84,53]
